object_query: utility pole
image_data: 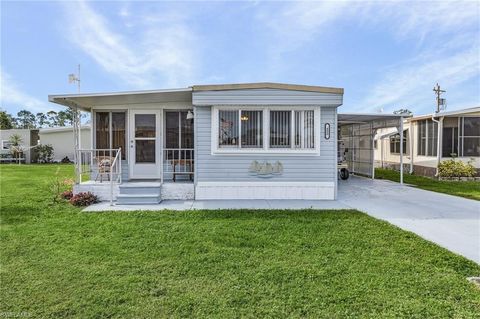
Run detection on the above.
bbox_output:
[433,83,446,113]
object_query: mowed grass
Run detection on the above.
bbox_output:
[375,168,480,201]
[1,165,480,318]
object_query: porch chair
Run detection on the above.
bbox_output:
[171,158,194,182]
[95,156,114,182]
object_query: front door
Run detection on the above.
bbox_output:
[129,110,161,179]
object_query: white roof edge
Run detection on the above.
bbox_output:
[48,87,192,101]
[39,125,91,133]
[338,112,409,117]
[407,106,480,121]
[436,106,480,117]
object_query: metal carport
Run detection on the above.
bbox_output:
[338,113,411,184]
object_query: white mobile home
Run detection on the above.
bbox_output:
[374,107,480,176]
[49,82,405,203]
[0,129,39,163]
[39,125,91,162]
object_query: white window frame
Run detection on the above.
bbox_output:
[1,140,13,150]
[211,105,321,155]
[459,116,480,157]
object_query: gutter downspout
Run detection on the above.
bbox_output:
[431,114,443,177]
[409,120,414,174]
[399,117,404,185]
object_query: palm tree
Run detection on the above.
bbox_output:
[8,134,24,163]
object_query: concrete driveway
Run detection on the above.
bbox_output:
[338,176,480,264]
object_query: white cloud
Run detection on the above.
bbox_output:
[258,0,480,113]
[62,1,197,88]
[0,70,51,113]
[357,46,479,113]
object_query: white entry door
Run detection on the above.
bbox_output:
[129,110,161,179]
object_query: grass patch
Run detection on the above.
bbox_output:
[375,168,480,201]
[1,164,480,318]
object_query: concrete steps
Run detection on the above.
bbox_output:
[116,182,161,205]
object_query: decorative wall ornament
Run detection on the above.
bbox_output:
[249,160,283,178]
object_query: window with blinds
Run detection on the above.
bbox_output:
[270,110,315,149]
[216,108,316,151]
[270,111,291,148]
[294,110,315,149]
[241,110,263,148]
[219,110,239,148]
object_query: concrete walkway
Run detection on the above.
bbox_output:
[337,177,480,264]
[84,176,479,263]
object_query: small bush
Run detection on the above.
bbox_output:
[438,158,476,178]
[61,156,72,163]
[61,190,73,200]
[69,192,99,206]
[37,144,54,163]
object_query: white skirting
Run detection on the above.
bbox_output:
[195,181,335,200]
[161,183,194,200]
[74,182,119,201]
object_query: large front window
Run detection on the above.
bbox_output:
[216,107,317,152]
[95,111,126,159]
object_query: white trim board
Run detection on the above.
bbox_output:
[195,181,335,200]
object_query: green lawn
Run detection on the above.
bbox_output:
[1,165,480,318]
[375,168,480,201]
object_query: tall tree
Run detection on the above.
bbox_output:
[36,112,49,128]
[56,108,77,126]
[0,110,15,129]
[16,110,36,129]
[47,111,58,127]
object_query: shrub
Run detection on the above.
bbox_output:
[61,190,73,200]
[69,192,99,206]
[438,158,476,178]
[61,156,72,163]
[37,144,54,163]
[49,168,73,203]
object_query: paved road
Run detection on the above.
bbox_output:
[338,176,480,264]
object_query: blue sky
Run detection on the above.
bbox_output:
[1,0,479,116]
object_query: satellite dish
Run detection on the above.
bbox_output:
[68,74,76,83]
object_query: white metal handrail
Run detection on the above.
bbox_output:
[163,148,194,182]
[75,149,122,185]
[109,149,121,206]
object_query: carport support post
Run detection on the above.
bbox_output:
[70,102,81,184]
[371,126,377,180]
[399,117,404,185]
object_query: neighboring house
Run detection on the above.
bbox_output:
[374,107,480,176]
[49,82,405,203]
[0,129,39,163]
[39,125,91,162]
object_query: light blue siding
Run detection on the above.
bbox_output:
[193,89,342,106]
[195,106,337,182]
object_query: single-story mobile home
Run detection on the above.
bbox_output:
[49,82,406,203]
[374,107,480,176]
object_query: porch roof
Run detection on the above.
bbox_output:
[48,88,192,111]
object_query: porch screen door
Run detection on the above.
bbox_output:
[129,110,161,179]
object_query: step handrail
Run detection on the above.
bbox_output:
[110,149,122,206]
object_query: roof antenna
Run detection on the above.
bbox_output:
[68,64,81,93]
